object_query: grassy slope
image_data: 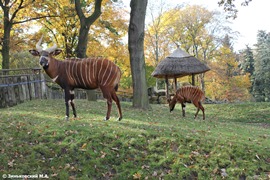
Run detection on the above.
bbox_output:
[0,100,269,179]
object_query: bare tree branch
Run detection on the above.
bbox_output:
[13,15,59,25]
[10,0,24,22]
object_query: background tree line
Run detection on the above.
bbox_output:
[240,30,270,102]
[0,0,269,102]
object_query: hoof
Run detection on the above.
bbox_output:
[65,116,69,121]
[117,117,122,121]
[103,117,110,121]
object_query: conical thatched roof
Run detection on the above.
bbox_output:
[151,48,210,79]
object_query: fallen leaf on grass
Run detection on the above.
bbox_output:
[152,171,158,177]
[133,172,141,179]
[181,163,188,168]
[255,154,261,160]
[51,173,58,177]
[191,151,200,156]
[141,165,150,169]
[69,176,76,180]
[100,151,107,158]
[8,159,15,167]
[178,154,185,158]
[111,147,119,151]
[221,168,228,177]
[212,168,219,174]
[65,163,71,170]
[65,130,78,135]
[81,143,87,149]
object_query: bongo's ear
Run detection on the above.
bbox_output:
[50,49,62,56]
[29,50,40,56]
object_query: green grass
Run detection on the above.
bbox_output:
[0,99,269,179]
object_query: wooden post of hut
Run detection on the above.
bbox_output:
[192,74,195,86]
[165,76,170,101]
[174,77,178,92]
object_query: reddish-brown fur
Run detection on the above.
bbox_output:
[29,37,122,121]
[169,86,205,120]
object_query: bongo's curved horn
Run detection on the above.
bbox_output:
[45,43,58,53]
[36,35,43,52]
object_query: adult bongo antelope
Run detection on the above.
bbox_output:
[169,86,205,120]
[29,36,122,121]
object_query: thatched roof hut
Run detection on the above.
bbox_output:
[152,48,210,79]
[151,48,210,100]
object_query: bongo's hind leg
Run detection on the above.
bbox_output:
[112,91,122,121]
[100,87,112,121]
[199,102,205,120]
[193,102,200,119]
[181,103,186,117]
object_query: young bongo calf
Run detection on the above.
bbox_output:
[169,86,205,120]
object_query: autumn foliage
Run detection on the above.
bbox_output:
[144,5,252,102]
[205,45,251,101]
[0,1,261,102]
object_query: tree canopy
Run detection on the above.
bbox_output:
[1,0,269,103]
[252,31,270,102]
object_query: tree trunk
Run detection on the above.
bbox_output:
[128,0,149,109]
[74,0,102,101]
[75,0,102,58]
[2,25,11,69]
[77,25,96,102]
[1,6,12,70]
[76,19,95,101]
[199,73,206,94]
[76,25,90,58]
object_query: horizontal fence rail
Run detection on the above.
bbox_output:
[0,79,45,87]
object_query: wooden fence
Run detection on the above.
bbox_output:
[0,68,47,108]
[0,68,133,108]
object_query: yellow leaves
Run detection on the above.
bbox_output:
[133,172,142,179]
[79,142,109,159]
[232,75,251,89]
[81,143,87,150]
[205,45,252,101]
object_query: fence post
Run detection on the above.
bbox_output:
[0,77,7,108]
[7,76,16,107]
[40,73,47,99]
